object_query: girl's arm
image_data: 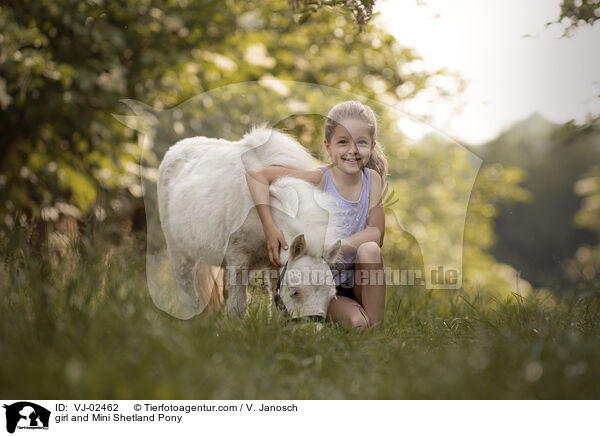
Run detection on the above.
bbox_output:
[245,165,324,266]
[340,169,385,255]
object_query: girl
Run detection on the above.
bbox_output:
[245,101,387,330]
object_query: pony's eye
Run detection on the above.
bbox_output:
[289,288,300,297]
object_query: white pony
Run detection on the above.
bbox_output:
[157,124,345,319]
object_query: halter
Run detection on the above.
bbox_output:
[273,258,289,315]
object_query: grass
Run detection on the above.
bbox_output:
[1,225,599,399]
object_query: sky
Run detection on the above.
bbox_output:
[374,0,600,144]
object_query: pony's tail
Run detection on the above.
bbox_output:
[194,260,225,312]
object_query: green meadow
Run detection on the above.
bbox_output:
[2,226,598,400]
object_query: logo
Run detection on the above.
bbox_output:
[3,402,50,434]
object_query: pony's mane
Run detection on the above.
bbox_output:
[270,176,346,265]
[242,124,345,264]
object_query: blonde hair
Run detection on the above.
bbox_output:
[323,101,388,188]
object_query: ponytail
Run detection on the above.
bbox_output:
[366,140,388,190]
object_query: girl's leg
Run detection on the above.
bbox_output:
[353,242,386,330]
[327,295,370,331]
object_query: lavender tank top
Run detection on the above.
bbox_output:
[318,166,371,286]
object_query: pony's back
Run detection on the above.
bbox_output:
[157,125,326,263]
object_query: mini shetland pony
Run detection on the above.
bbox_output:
[157,124,345,319]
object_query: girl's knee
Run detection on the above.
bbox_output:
[357,241,381,263]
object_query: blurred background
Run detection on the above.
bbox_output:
[0,0,599,398]
[2,0,597,294]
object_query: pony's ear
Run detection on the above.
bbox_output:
[322,239,342,264]
[289,234,307,261]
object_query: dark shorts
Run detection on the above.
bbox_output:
[331,262,358,301]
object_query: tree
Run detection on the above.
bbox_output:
[553,1,600,290]
[473,114,600,290]
[288,0,376,31]
[557,0,600,33]
[0,0,240,246]
[1,0,435,248]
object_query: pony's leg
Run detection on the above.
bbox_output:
[170,251,199,303]
[193,260,225,313]
[223,264,249,318]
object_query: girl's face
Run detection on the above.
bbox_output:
[324,119,374,174]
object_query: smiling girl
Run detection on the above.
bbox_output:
[245,101,388,330]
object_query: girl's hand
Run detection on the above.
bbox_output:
[264,224,288,267]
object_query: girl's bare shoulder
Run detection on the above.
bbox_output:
[368,168,383,209]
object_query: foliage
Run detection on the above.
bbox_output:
[556,0,600,33]
[574,165,600,232]
[288,0,376,30]
[552,0,600,296]
[564,164,600,287]
[473,114,600,290]
[378,127,532,297]
[0,0,439,239]
[0,0,234,230]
